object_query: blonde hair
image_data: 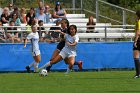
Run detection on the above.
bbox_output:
[3,7,9,13]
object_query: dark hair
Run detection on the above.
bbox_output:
[12,13,18,18]
[61,19,69,28]
[14,7,18,11]
[30,7,35,11]
[136,10,140,18]
[38,20,43,24]
[39,7,44,10]
[55,2,62,11]
[9,20,14,24]
[67,25,77,35]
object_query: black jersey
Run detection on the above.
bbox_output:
[133,38,140,51]
[56,28,68,51]
[49,26,61,38]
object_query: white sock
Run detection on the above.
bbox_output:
[65,66,71,74]
[34,62,39,72]
[40,61,51,70]
[29,61,35,68]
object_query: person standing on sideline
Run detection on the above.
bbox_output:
[39,25,79,74]
[133,10,140,78]
[24,25,41,73]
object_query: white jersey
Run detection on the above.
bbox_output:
[27,32,40,52]
[62,34,79,55]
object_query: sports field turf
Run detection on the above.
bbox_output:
[0,71,140,93]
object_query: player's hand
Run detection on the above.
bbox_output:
[66,41,71,46]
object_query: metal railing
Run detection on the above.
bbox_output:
[0,24,135,43]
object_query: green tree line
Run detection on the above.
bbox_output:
[106,0,140,10]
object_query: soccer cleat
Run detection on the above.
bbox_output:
[78,61,83,71]
[133,75,140,78]
[26,66,30,73]
[64,70,71,74]
[65,71,70,74]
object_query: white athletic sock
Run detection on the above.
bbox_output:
[65,66,71,74]
[29,61,35,68]
[39,61,51,70]
[34,62,39,72]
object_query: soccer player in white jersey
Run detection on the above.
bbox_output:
[40,25,79,74]
[24,25,41,73]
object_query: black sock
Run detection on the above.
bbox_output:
[138,60,140,75]
[134,58,140,76]
[46,65,52,72]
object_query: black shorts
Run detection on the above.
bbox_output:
[133,39,140,51]
[56,41,65,51]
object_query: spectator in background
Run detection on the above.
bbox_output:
[0,5,3,18]
[49,19,61,42]
[37,20,55,43]
[9,13,21,26]
[35,1,45,16]
[10,7,20,18]
[26,7,35,26]
[86,16,96,33]
[0,21,6,43]
[37,20,45,42]
[6,20,20,43]
[53,2,67,23]
[45,5,53,24]
[35,7,46,24]
[38,20,45,30]
[8,3,14,14]
[86,16,98,42]
[1,7,10,25]
[20,7,27,24]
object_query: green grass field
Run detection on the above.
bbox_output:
[0,71,140,93]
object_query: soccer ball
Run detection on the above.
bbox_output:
[39,69,48,77]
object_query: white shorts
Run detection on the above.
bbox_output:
[31,50,40,56]
[59,50,76,59]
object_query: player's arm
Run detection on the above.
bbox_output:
[55,30,65,35]
[134,30,140,42]
[66,41,77,46]
[24,33,32,48]
[134,21,140,47]
[66,35,79,46]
